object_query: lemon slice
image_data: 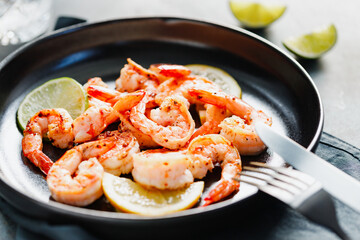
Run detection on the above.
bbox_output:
[186,64,242,98]
[229,0,286,28]
[17,77,88,131]
[102,173,204,216]
[282,24,337,59]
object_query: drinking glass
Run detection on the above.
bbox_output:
[0,0,53,45]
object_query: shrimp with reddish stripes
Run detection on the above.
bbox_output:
[22,108,74,174]
[72,86,145,143]
[116,58,192,92]
[89,87,159,149]
[47,138,116,206]
[187,134,242,206]
[132,148,193,190]
[188,89,272,155]
[149,63,192,81]
[83,77,112,108]
[154,74,227,138]
[129,92,195,150]
[95,130,140,176]
[47,129,140,206]
[117,109,159,149]
[189,104,228,141]
[115,58,159,95]
[155,75,220,105]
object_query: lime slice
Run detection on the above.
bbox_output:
[102,173,204,216]
[17,77,88,131]
[186,64,242,98]
[229,0,286,28]
[282,24,337,59]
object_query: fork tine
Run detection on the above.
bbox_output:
[243,163,310,191]
[238,174,296,204]
[240,171,302,195]
[248,161,315,185]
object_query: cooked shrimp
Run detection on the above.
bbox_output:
[87,96,112,108]
[115,58,159,94]
[219,115,269,155]
[149,63,191,80]
[132,149,193,190]
[117,110,159,149]
[72,90,145,143]
[155,76,220,105]
[47,138,115,206]
[187,134,242,206]
[83,77,109,93]
[83,77,112,107]
[72,105,117,143]
[22,108,73,174]
[155,75,225,140]
[190,104,228,140]
[188,89,272,155]
[130,93,195,149]
[87,85,145,107]
[109,90,159,149]
[96,130,140,176]
[87,85,121,106]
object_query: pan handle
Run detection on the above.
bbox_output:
[54,16,87,31]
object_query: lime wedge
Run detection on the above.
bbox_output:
[17,77,88,131]
[229,0,286,28]
[282,24,337,59]
[102,173,204,216]
[186,64,242,98]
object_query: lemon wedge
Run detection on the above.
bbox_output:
[102,173,204,216]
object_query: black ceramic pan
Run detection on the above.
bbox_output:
[0,17,323,238]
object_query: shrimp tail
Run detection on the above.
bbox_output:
[151,64,191,78]
[189,120,221,141]
[202,179,240,207]
[112,90,146,112]
[188,88,252,119]
[202,163,241,206]
[25,150,53,175]
[188,89,227,108]
[87,85,120,105]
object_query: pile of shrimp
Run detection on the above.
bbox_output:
[22,58,272,209]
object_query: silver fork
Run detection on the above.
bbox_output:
[235,161,352,240]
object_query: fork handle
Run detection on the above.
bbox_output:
[296,189,351,240]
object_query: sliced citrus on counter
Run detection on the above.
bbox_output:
[102,173,204,216]
[229,0,286,28]
[282,24,337,59]
[186,64,242,98]
[17,77,88,131]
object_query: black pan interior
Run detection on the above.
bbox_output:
[0,18,323,233]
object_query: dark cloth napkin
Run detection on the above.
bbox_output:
[0,132,359,240]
